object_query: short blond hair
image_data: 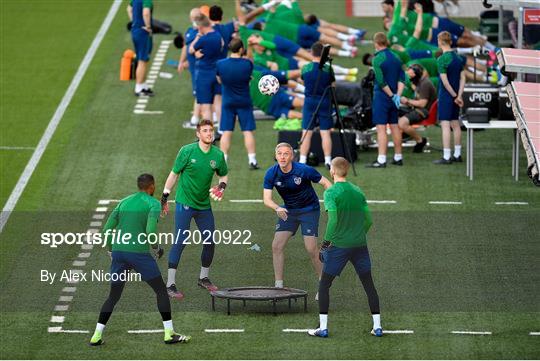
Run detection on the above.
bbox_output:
[275,142,293,153]
[331,157,350,177]
[373,32,389,47]
[437,31,452,46]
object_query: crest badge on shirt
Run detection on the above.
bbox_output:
[210,160,216,169]
[293,176,302,185]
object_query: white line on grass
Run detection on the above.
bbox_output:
[50,316,65,323]
[128,329,164,334]
[72,260,86,267]
[282,329,310,332]
[384,330,414,334]
[0,0,122,234]
[529,332,540,336]
[89,221,102,227]
[205,329,245,333]
[95,207,108,212]
[48,328,89,334]
[495,202,528,205]
[451,331,492,335]
[59,295,74,302]
[429,201,462,205]
[133,110,164,115]
[61,329,89,334]
[54,305,69,312]
[98,200,110,205]
[92,214,105,220]
[0,146,36,150]
[62,287,77,293]
[367,200,397,204]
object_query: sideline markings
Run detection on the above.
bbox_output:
[429,201,462,205]
[451,331,492,335]
[282,329,310,332]
[205,329,245,333]
[48,327,89,334]
[0,0,122,234]
[128,329,164,334]
[384,330,414,334]
[0,146,36,150]
[529,332,540,336]
[495,201,528,205]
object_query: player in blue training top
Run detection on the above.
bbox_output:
[263,142,332,289]
[433,31,465,165]
[189,14,224,122]
[367,32,405,169]
[209,5,237,60]
[216,38,259,169]
[299,41,336,170]
[128,0,154,97]
[178,8,202,128]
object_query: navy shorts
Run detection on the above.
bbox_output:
[132,29,152,62]
[372,93,398,125]
[274,35,301,58]
[297,25,321,49]
[110,251,161,282]
[288,57,299,70]
[437,17,465,37]
[438,95,460,121]
[195,69,221,104]
[302,98,333,130]
[268,90,294,119]
[261,70,288,84]
[220,104,256,131]
[430,27,458,47]
[188,63,196,96]
[321,245,372,276]
[275,209,320,237]
[408,49,433,60]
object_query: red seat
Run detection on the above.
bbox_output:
[418,100,438,127]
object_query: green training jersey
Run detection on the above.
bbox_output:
[405,36,439,52]
[249,70,273,113]
[391,49,411,65]
[407,57,438,77]
[238,25,275,46]
[172,142,228,210]
[324,182,372,248]
[406,11,434,40]
[264,2,304,25]
[104,192,160,253]
[264,19,299,43]
[253,41,291,70]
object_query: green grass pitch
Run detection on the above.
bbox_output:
[0,0,539,359]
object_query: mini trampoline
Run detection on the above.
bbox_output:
[210,287,308,315]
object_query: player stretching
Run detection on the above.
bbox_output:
[263,142,331,289]
[90,174,190,346]
[308,157,382,338]
[161,120,228,299]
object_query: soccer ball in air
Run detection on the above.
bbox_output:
[258,74,280,96]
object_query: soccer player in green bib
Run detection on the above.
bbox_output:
[160,120,228,299]
[90,174,190,346]
[308,158,382,338]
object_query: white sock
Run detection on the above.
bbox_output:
[190,115,199,125]
[135,83,144,92]
[443,148,451,160]
[294,83,305,93]
[200,266,210,279]
[372,314,381,330]
[337,50,351,57]
[337,32,349,41]
[335,75,346,81]
[166,268,176,287]
[454,145,461,158]
[347,27,358,34]
[163,320,173,331]
[319,314,328,330]
[324,155,331,165]
[299,155,307,163]
[248,153,257,164]
[394,153,402,161]
[212,112,218,123]
[377,155,386,164]
[275,280,283,288]
[332,65,347,74]
[341,42,353,50]
[224,154,228,162]
[468,66,484,76]
[457,47,474,54]
[95,323,105,334]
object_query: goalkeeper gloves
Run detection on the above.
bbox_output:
[161,191,170,217]
[151,246,164,260]
[209,182,227,201]
[319,240,331,262]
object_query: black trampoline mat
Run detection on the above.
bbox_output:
[211,287,307,300]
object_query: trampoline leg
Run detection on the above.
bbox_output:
[227,298,231,315]
[212,296,215,311]
[243,299,246,307]
[273,299,277,316]
[303,296,307,312]
[288,298,291,310]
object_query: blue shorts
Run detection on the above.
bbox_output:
[302,97,333,130]
[275,209,320,237]
[268,90,294,119]
[297,25,321,49]
[220,104,255,131]
[195,69,220,104]
[110,251,161,282]
[437,95,460,121]
[260,70,287,84]
[430,27,458,47]
[372,93,398,125]
[132,29,152,62]
[321,245,371,276]
[408,49,433,60]
[288,57,299,70]
[437,17,465,37]
[274,35,300,58]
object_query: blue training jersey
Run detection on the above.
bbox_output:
[263,162,322,211]
[437,51,465,99]
[185,27,198,72]
[372,48,404,95]
[194,30,223,70]
[301,62,334,100]
[216,57,253,107]
[130,0,153,31]
[213,22,235,59]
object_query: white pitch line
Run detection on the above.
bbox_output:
[92,214,105,220]
[0,0,122,234]
[73,260,86,267]
[128,329,164,334]
[62,287,77,293]
[59,295,74,302]
[135,104,147,109]
[205,329,245,333]
[367,200,397,204]
[61,329,90,334]
[0,146,36,150]
[48,328,89,334]
[146,79,156,85]
[50,316,65,323]
[78,252,91,258]
[282,329,310,332]
[89,221,102,227]
[86,228,99,234]
[495,202,528,205]
[136,98,149,104]
[451,331,492,335]
[98,200,111,205]
[95,207,108,212]
[529,332,540,336]
[54,304,69,312]
[429,201,462,205]
[48,326,63,333]
[133,110,164,115]
[81,244,94,250]
[384,330,414,334]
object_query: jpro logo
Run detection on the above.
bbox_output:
[469,92,492,103]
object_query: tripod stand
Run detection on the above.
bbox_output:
[298,55,357,176]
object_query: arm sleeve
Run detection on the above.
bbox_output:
[194,36,205,51]
[324,191,337,240]
[263,169,274,189]
[103,204,120,251]
[399,66,405,83]
[372,54,387,88]
[216,152,228,177]
[143,0,152,8]
[259,40,277,50]
[306,166,322,183]
[437,55,448,74]
[172,147,189,174]
[362,202,372,233]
